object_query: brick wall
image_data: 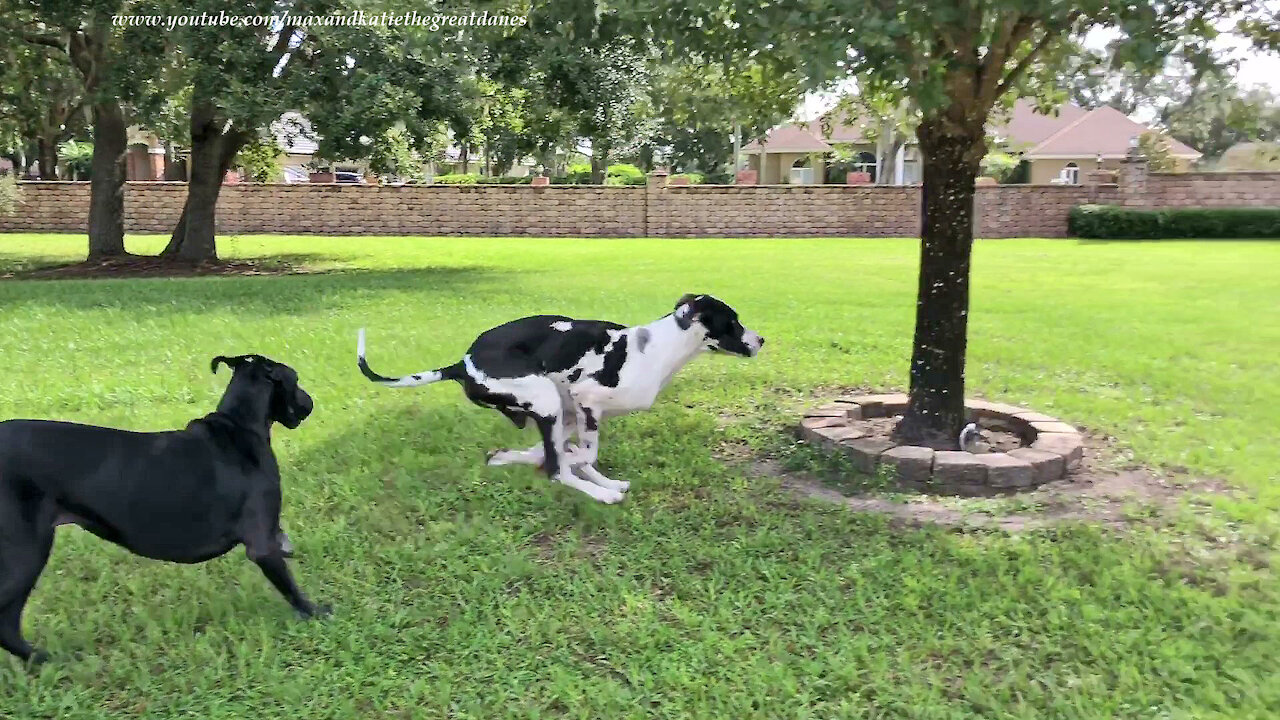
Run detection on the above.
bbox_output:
[3,169,1279,238]
[649,185,920,237]
[975,185,1119,238]
[1148,172,1280,208]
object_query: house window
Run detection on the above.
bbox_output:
[853,151,878,183]
[1061,162,1080,185]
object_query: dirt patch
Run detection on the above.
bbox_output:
[729,431,1232,532]
[3,255,321,280]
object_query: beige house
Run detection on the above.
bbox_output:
[745,100,1201,185]
[742,117,921,185]
[996,101,1200,183]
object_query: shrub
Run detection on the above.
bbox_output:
[561,163,593,184]
[58,140,94,180]
[669,172,705,185]
[0,175,21,216]
[434,173,480,184]
[1137,131,1178,173]
[606,163,643,181]
[236,139,285,183]
[475,175,533,184]
[1069,204,1280,239]
[980,152,1021,184]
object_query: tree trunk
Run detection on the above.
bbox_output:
[893,117,986,448]
[162,102,246,262]
[638,144,653,172]
[37,138,58,180]
[86,100,128,259]
[460,144,469,174]
[590,143,608,184]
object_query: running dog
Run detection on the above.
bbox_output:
[0,354,324,664]
[357,294,764,503]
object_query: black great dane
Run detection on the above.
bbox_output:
[0,354,325,664]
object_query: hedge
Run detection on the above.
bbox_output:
[1069,204,1280,239]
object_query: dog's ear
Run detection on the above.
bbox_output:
[673,294,700,330]
[210,355,264,374]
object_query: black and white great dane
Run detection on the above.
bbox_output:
[0,354,324,664]
[357,294,764,503]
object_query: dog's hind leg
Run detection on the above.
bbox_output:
[0,525,54,664]
[488,376,622,503]
[486,404,576,467]
[486,445,545,467]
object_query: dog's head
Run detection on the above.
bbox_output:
[672,294,764,357]
[211,354,314,429]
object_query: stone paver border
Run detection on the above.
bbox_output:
[798,393,1084,492]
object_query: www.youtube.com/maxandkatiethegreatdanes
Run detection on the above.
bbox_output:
[111,9,529,33]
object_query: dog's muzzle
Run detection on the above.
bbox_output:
[743,331,765,357]
[281,390,314,429]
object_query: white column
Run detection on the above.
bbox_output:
[895,145,906,185]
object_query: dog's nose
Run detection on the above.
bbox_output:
[758,337,766,346]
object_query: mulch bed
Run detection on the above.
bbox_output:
[3,255,318,280]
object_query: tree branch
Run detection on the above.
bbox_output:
[20,31,65,52]
[993,11,1082,99]
[977,15,1033,105]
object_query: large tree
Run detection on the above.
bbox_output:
[637,0,1269,446]
[648,58,804,176]
[488,1,657,183]
[10,0,155,258]
[155,0,473,261]
[0,39,85,179]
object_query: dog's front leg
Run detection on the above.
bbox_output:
[565,403,630,494]
[566,403,600,466]
[243,528,328,619]
[532,403,624,504]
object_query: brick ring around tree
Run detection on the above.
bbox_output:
[798,394,1084,496]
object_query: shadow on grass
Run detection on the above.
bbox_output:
[284,400,574,547]
[0,265,511,315]
[0,250,369,278]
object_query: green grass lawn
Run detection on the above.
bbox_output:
[0,233,1277,719]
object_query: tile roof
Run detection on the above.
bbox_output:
[742,124,833,153]
[993,100,1089,150]
[1025,104,1200,158]
[745,98,1202,159]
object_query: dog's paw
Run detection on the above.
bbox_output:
[297,603,332,620]
[486,449,519,466]
[25,649,49,668]
[596,489,626,504]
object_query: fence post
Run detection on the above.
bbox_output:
[645,170,668,237]
[1119,142,1150,207]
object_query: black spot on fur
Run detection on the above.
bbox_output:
[462,316,624,378]
[635,328,650,352]
[592,336,628,387]
[583,408,598,431]
[534,414,559,478]
[567,368,582,382]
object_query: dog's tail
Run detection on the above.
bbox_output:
[357,328,461,388]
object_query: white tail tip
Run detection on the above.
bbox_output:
[357,327,367,358]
